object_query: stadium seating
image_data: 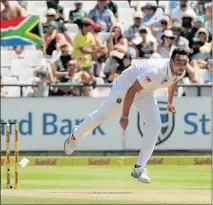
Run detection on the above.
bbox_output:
[24,45,37,50]
[2,76,20,97]
[1,50,17,68]
[22,50,45,67]
[65,23,79,34]
[82,1,97,13]
[1,67,10,77]
[118,8,135,30]
[10,59,31,77]
[18,68,35,82]
[36,1,48,9]
[59,1,75,8]
[63,8,72,21]
[116,1,130,9]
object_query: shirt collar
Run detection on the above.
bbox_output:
[167,61,176,78]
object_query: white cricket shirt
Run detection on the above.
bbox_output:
[118,58,185,93]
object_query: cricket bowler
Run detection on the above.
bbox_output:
[64,48,189,183]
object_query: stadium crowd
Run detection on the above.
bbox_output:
[1,0,212,97]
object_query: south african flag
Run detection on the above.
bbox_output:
[1,15,43,47]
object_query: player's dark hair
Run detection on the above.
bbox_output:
[171,48,188,60]
[60,44,69,50]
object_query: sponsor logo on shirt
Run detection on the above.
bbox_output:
[161,77,169,84]
[116,98,122,104]
[145,77,152,82]
[173,77,178,82]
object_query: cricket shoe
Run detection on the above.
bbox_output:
[64,126,79,155]
[131,165,151,183]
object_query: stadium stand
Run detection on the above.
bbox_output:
[1,0,212,97]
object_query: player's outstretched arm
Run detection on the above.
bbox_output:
[120,80,143,130]
[167,81,178,113]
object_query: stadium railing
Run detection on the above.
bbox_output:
[1,83,212,97]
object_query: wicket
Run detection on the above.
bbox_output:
[1,122,19,189]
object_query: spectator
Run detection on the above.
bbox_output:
[157,30,176,58]
[17,0,27,10]
[155,16,171,43]
[92,23,106,49]
[69,0,87,27]
[104,25,129,80]
[189,36,205,59]
[88,0,115,32]
[91,23,108,61]
[1,0,26,55]
[72,18,105,74]
[124,11,144,45]
[90,23,108,77]
[43,59,56,83]
[195,28,211,53]
[107,0,119,21]
[44,21,68,57]
[135,27,157,59]
[123,11,145,58]
[53,44,72,82]
[0,0,26,20]
[66,60,96,96]
[181,12,196,43]
[203,2,212,35]
[189,36,211,83]
[28,69,49,97]
[169,0,179,13]
[51,60,96,96]
[171,0,197,23]
[171,23,190,52]
[46,0,64,22]
[43,8,72,45]
[141,2,163,29]
[107,25,128,54]
[187,16,212,44]
[191,16,205,35]
[105,54,132,83]
[141,2,158,23]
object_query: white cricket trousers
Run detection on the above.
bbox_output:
[73,79,162,167]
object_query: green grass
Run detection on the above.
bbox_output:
[1,165,211,204]
[1,196,167,204]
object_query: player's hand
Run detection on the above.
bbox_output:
[119,116,128,130]
[98,47,106,53]
[167,103,176,114]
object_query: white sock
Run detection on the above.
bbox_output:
[136,121,161,167]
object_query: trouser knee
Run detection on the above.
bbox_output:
[147,120,162,135]
[91,109,108,123]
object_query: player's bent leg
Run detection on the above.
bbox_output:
[131,93,162,183]
[64,79,127,155]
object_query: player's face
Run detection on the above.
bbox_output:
[1,0,9,7]
[171,54,189,76]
